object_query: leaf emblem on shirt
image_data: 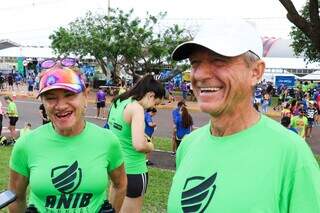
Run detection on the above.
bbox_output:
[51,161,82,194]
[181,173,217,212]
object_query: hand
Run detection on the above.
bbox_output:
[144,134,152,143]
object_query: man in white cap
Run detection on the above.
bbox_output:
[167,18,320,212]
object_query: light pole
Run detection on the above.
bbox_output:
[108,0,110,17]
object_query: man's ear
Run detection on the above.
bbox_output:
[251,60,265,86]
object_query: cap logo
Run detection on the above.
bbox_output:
[46,75,58,86]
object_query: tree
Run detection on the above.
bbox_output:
[279,0,320,62]
[49,9,191,83]
[50,12,118,82]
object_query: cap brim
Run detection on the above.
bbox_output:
[37,84,83,98]
[172,42,207,61]
[172,41,246,61]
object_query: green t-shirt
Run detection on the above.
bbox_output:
[7,101,18,117]
[108,98,147,174]
[290,115,308,139]
[10,122,123,212]
[167,115,320,213]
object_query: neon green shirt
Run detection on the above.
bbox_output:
[108,98,147,174]
[168,115,320,212]
[290,115,308,139]
[10,122,123,212]
[7,101,18,117]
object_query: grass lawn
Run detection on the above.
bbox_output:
[153,137,172,152]
[0,146,174,213]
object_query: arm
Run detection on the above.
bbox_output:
[148,121,157,128]
[8,170,28,213]
[128,103,154,153]
[108,164,127,212]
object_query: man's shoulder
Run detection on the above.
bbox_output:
[183,124,210,142]
[259,115,306,146]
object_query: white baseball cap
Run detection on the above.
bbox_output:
[172,17,263,60]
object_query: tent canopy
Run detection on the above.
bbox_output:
[0,39,20,50]
[300,71,320,80]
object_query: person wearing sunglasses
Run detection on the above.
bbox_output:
[107,74,165,212]
[8,60,127,212]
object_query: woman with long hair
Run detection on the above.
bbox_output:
[175,106,193,148]
[107,74,165,212]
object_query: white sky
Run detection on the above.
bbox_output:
[0,0,306,46]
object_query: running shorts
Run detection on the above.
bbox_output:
[126,173,148,198]
[9,117,18,126]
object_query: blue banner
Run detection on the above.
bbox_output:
[275,76,296,88]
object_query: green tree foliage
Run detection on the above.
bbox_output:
[49,9,191,83]
[279,0,320,62]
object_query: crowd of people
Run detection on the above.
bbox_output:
[2,17,320,212]
[253,79,320,139]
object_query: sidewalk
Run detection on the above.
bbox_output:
[0,85,281,117]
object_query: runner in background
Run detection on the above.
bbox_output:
[174,106,193,149]
[39,103,50,125]
[4,96,19,143]
[96,87,107,119]
[108,74,165,213]
[144,107,157,166]
[306,101,318,138]
[290,108,308,139]
[280,116,298,134]
[171,101,186,156]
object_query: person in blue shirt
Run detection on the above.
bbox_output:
[144,107,157,165]
[171,101,186,155]
[175,106,193,148]
[144,108,157,138]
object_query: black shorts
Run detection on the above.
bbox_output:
[28,85,33,91]
[127,173,148,198]
[9,117,18,126]
[97,101,106,108]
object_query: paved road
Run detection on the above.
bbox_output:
[2,97,320,171]
[4,97,209,137]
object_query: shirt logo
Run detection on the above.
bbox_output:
[181,173,217,212]
[51,161,82,194]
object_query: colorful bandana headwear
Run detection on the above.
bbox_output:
[38,67,85,97]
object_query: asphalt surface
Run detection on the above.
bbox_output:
[1,96,319,171]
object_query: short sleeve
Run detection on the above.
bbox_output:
[288,142,320,212]
[145,113,152,124]
[106,132,124,173]
[9,137,29,177]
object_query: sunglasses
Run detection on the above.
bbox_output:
[40,58,77,69]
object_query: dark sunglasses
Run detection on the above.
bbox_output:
[40,58,77,69]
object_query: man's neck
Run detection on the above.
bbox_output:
[210,106,260,137]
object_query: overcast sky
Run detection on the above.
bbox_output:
[0,0,306,46]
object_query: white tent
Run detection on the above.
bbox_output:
[0,46,56,58]
[300,71,320,81]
